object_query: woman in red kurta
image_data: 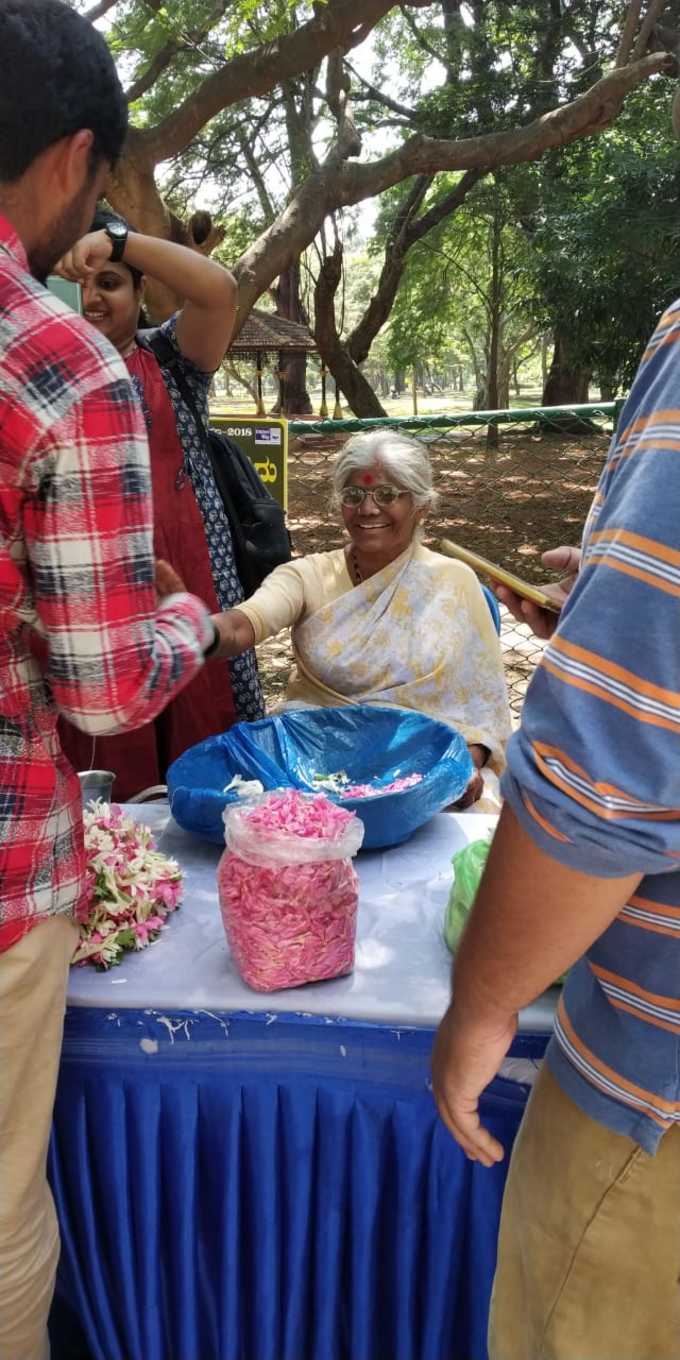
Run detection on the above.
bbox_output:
[56,211,264,799]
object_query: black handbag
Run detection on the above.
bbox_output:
[143,331,292,594]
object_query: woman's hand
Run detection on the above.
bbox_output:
[53,230,113,283]
[494,545,581,640]
[452,745,487,808]
[210,609,256,659]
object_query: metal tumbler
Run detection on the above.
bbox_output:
[78,769,115,805]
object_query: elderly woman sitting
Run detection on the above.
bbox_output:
[211,432,511,804]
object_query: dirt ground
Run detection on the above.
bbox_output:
[256,427,610,722]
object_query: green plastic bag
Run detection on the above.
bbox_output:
[443,837,491,953]
[443,834,566,985]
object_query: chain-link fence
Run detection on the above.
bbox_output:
[270,402,619,720]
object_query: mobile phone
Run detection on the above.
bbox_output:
[46,275,83,314]
[436,537,561,613]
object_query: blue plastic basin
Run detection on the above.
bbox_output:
[167,705,473,851]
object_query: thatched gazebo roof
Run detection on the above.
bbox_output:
[230,308,317,360]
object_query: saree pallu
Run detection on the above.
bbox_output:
[287,544,511,771]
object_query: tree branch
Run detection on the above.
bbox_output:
[349,170,483,362]
[125,2,229,104]
[406,168,485,241]
[237,125,277,223]
[84,0,118,21]
[325,51,362,164]
[340,49,674,205]
[345,60,420,122]
[126,42,180,103]
[633,0,669,60]
[232,48,673,321]
[398,4,446,66]
[314,243,388,417]
[139,0,407,166]
[225,361,258,402]
[615,0,644,66]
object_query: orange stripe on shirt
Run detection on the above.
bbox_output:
[615,438,680,464]
[542,659,680,740]
[619,894,680,939]
[589,961,680,1036]
[628,893,680,919]
[640,322,680,363]
[598,997,680,1037]
[590,963,680,1014]
[550,636,680,710]
[617,406,680,444]
[521,792,571,843]
[640,303,680,358]
[557,999,679,1125]
[589,529,680,571]
[530,741,680,821]
[583,559,680,601]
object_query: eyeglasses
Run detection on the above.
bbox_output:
[340,484,407,508]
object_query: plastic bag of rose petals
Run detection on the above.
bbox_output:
[217,788,364,992]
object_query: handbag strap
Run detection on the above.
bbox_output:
[142,331,243,534]
[142,330,206,438]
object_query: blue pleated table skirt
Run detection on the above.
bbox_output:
[49,1006,547,1360]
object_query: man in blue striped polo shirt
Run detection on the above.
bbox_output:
[432,275,680,1350]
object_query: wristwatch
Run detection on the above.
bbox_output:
[104,220,128,263]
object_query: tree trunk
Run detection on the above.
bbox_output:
[271,258,313,415]
[485,203,502,448]
[541,334,550,390]
[599,375,617,401]
[497,349,511,411]
[542,328,591,405]
[331,353,388,416]
[314,245,387,417]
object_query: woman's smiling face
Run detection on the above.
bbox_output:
[341,465,420,561]
[82,263,142,353]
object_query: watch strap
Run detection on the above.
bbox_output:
[105,224,127,263]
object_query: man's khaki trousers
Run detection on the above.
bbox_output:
[489,1062,680,1360]
[0,916,77,1360]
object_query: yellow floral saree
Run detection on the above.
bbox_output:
[284,543,511,772]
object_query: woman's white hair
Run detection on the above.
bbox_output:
[331,431,439,511]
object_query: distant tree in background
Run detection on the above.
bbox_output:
[519,88,680,402]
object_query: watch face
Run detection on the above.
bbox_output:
[106,222,127,260]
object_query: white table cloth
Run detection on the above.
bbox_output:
[67,803,557,1033]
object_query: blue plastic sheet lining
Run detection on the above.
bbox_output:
[167,705,473,849]
[49,1007,547,1360]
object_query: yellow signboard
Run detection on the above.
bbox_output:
[210,415,288,511]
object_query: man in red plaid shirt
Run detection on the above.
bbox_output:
[0,6,220,1355]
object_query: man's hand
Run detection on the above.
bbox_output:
[53,230,114,284]
[432,1004,517,1166]
[494,545,581,640]
[155,559,186,601]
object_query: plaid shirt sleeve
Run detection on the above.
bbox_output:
[22,342,212,734]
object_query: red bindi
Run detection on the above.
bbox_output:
[361,472,375,485]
